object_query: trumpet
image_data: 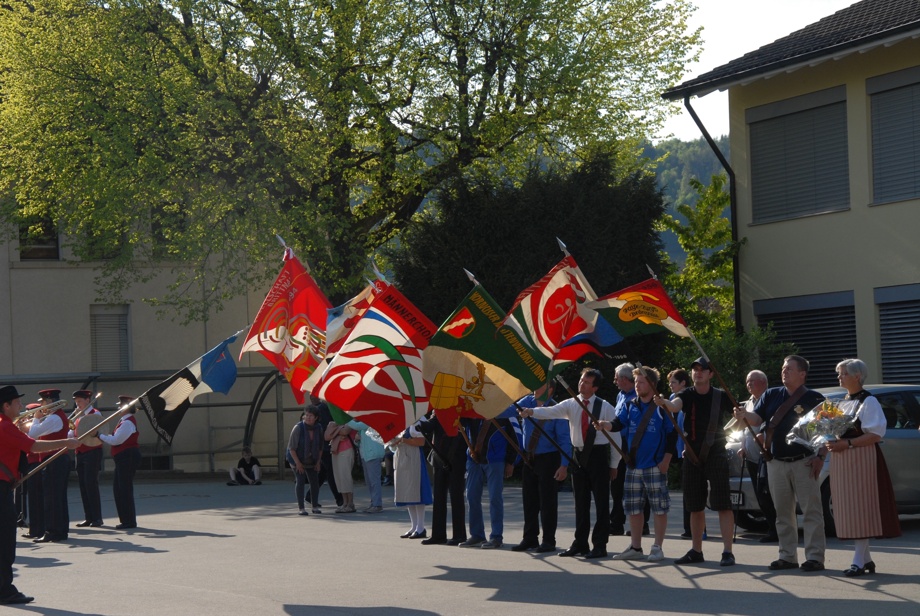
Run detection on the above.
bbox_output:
[15,399,68,425]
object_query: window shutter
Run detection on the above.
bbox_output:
[91,306,130,372]
[750,102,849,224]
[872,83,920,203]
[879,300,920,383]
[757,305,857,388]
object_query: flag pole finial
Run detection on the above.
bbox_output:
[556,238,570,257]
[463,269,479,286]
[646,264,657,280]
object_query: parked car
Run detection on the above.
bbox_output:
[726,384,920,536]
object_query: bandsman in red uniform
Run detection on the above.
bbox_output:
[0,385,79,605]
[99,395,141,529]
[28,389,71,543]
[71,390,103,528]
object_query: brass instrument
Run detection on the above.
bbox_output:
[15,399,68,426]
[68,392,103,431]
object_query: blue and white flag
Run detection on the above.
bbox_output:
[139,331,241,444]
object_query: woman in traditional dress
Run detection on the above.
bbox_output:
[390,425,432,539]
[823,359,901,576]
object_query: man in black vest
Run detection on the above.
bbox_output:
[519,368,618,559]
[655,358,735,566]
[733,355,825,572]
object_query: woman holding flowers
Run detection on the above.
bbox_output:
[823,359,900,576]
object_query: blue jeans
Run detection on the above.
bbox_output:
[466,459,504,542]
[362,456,383,507]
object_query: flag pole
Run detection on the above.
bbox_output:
[553,375,630,466]
[488,418,533,469]
[15,401,134,489]
[513,401,579,470]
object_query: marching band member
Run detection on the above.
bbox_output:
[28,389,71,543]
[0,385,80,605]
[98,396,141,530]
[71,390,103,528]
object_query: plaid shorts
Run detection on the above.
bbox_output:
[624,466,670,516]
[682,449,732,512]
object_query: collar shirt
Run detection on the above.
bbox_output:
[529,394,619,468]
[29,412,64,438]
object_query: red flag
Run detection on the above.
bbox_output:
[239,251,332,404]
[501,255,601,373]
[314,285,436,442]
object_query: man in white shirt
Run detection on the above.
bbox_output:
[519,368,619,559]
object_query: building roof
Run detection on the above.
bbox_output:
[663,0,920,100]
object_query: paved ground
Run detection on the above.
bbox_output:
[10,476,920,615]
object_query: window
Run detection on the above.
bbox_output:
[18,218,60,260]
[91,305,130,372]
[747,86,850,224]
[875,283,920,383]
[869,66,920,204]
[754,291,856,388]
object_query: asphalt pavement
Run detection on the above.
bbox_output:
[11,475,920,615]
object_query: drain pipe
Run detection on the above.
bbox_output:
[683,94,742,333]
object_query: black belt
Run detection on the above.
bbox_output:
[774,453,810,462]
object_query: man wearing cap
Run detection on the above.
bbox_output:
[654,357,736,567]
[732,355,826,572]
[0,385,80,605]
[28,389,71,543]
[98,395,141,529]
[71,391,103,528]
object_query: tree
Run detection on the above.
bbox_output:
[382,151,668,400]
[0,0,700,320]
[657,173,794,398]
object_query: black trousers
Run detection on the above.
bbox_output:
[113,448,141,526]
[76,448,103,524]
[521,451,561,546]
[41,454,70,539]
[0,482,18,598]
[430,455,467,542]
[571,444,610,550]
[24,461,43,538]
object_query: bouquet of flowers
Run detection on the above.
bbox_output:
[786,399,855,451]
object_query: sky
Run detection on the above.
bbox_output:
[658,0,860,142]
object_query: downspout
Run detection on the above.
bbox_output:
[683,95,743,334]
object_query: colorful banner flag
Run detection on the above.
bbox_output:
[501,255,603,373]
[239,251,332,404]
[585,277,692,338]
[423,285,547,434]
[139,333,239,445]
[302,280,388,395]
[314,285,436,443]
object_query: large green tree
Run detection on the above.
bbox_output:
[0,0,699,320]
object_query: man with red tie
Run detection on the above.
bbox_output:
[519,368,619,559]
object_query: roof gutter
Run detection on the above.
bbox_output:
[682,95,742,333]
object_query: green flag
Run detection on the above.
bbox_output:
[423,285,546,425]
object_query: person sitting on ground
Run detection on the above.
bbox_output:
[228,447,262,486]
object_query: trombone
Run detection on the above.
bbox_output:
[15,399,68,427]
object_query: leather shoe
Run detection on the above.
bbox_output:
[115,523,137,530]
[20,533,40,539]
[584,548,608,559]
[759,534,779,543]
[559,546,589,557]
[408,530,427,539]
[420,537,447,545]
[32,533,65,544]
[0,591,34,605]
[843,564,865,577]
[769,559,799,570]
[511,542,539,552]
[89,520,104,528]
[800,560,825,572]
[446,538,463,546]
[76,520,93,527]
[534,544,557,553]
[400,530,416,538]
